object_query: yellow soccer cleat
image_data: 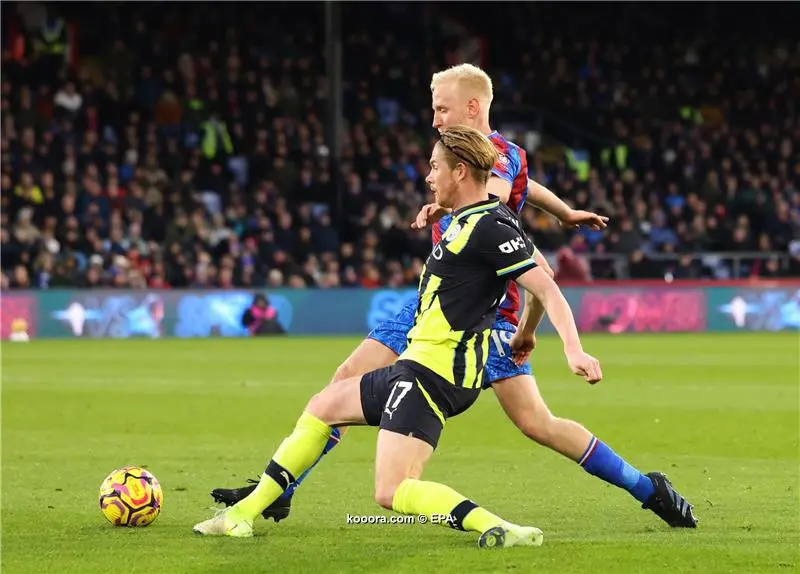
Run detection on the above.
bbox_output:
[193,506,254,538]
[478,523,544,549]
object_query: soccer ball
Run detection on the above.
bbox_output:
[99,466,163,527]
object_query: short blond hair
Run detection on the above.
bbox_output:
[430,63,494,105]
[437,125,499,183]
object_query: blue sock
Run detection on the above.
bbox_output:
[281,427,342,499]
[579,436,655,503]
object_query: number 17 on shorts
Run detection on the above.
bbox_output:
[384,380,413,420]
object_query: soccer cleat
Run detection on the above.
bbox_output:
[478,524,544,549]
[210,478,292,522]
[193,507,254,537]
[642,472,698,528]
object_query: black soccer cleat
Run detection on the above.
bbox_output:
[210,478,293,523]
[642,472,698,528]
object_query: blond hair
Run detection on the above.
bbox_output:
[437,125,499,183]
[430,63,494,105]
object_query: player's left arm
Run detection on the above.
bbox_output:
[472,215,600,382]
[526,178,609,230]
[508,235,550,366]
[471,217,582,366]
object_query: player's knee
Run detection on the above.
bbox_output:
[332,358,358,383]
[374,483,398,510]
[516,411,557,445]
[305,391,336,425]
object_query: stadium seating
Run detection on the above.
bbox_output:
[2,3,798,290]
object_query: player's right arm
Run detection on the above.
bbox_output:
[514,267,602,383]
[414,177,609,232]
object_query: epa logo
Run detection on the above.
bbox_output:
[498,237,525,253]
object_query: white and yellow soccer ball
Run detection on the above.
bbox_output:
[99,466,163,527]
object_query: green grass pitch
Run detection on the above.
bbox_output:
[2,333,798,573]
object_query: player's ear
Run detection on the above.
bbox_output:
[466,97,480,118]
[456,162,468,183]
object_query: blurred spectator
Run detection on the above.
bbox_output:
[53,81,82,119]
[554,247,592,283]
[241,293,285,336]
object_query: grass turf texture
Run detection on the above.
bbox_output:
[2,333,798,574]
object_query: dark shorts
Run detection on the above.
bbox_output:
[367,301,532,390]
[360,359,480,449]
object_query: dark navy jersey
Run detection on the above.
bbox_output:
[404,198,537,389]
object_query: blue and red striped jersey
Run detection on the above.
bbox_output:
[432,131,529,326]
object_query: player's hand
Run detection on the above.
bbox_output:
[560,210,609,231]
[566,349,603,384]
[411,203,450,230]
[509,332,536,366]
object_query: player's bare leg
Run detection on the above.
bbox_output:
[195,376,368,536]
[374,429,434,508]
[209,337,399,519]
[492,374,697,527]
[376,429,544,548]
[326,337,401,437]
[492,374,591,459]
[331,337,400,384]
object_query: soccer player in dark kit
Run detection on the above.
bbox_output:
[194,125,602,548]
[212,63,697,531]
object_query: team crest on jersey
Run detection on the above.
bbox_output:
[497,153,510,167]
[444,222,462,242]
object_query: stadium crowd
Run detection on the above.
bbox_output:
[2,3,798,291]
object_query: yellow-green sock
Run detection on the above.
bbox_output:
[392,478,506,534]
[235,411,333,520]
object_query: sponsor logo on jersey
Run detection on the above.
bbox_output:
[498,237,526,253]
